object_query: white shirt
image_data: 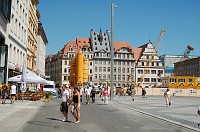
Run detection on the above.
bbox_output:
[85,88,91,95]
[80,87,84,95]
[11,85,17,94]
[62,89,69,102]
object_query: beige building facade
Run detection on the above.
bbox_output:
[27,0,40,73]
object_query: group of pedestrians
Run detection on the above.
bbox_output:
[1,83,17,104]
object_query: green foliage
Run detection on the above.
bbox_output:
[45,92,52,98]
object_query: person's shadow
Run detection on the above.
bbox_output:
[46,118,73,123]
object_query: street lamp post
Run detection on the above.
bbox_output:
[110,3,117,101]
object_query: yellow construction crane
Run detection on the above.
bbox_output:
[134,30,166,87]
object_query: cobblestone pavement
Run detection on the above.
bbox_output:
[112,95,200,131]
[0,99,43,132]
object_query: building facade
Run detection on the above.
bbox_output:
[0,0,12,84]
[37,21,48,77]
[27,0,40,73]
[7,0,29,78]
[160,54,198,77]
[135,42,164,87]
[174,56,200,76]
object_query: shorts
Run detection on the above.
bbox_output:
[60,102,68,113]
[11,94,16,97]
[2,93,7,99]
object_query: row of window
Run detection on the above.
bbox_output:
[8,44,25,68]
[138,70,164,74]
[141,62,161,66]
[94,66,134,73]
[137,78,162,82]
[94,60,134,66]
[10,14,27,44]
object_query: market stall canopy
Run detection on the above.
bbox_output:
[8,73,47,84]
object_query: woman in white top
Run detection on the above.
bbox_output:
[10,84,17,104]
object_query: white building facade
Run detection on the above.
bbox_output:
[135,42,164,87]
[37,21,48,78]
[7,0,29,77]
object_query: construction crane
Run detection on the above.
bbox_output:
[134,30,166,87]
[174,45,194,75]
[180,45,194,61]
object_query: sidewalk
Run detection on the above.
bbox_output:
[112,95,200,131]
[0,99,44,132]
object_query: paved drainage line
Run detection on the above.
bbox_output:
[111,101,200,132]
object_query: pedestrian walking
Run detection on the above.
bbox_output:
[120,88,124,97]
[10,83,17,104]
[79,86,84,102]
[131,88,136,101]
[103,88,109,105]
[60,85,70,122]
[142,87,147,98]
[91,86,96,103]
[85,86,91,104]
[2,83,8,104]
[164,88,172,107]
[71,87,81,124]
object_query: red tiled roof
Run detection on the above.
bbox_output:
[114,42,132,52]
[76,38,90,48]
[132,48,143,63]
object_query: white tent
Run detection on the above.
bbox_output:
[8,72,47,84]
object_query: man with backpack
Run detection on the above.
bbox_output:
[91,86,96,103]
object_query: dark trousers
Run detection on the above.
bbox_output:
[91,93,95,103]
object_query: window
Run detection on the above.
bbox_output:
[151,78,156,82]
[118,54,121,58]
[99,67,102,72]
[122,75,125,81]
[114,67,116,72]
[131,68,134,73]
[99,61,102,65]
[95,74,97,79]
[127,68,129,73]
[118,75,121,80]
[118,61,121,65]
[65,61,67,65]
[170,78,176,83]
[122,68,125,73]
[90,62,92,66]
[103,67,106,72]
[90,69,92,74]
[107,74,110,79]
[95,66,98,72]
[138,70,143,74]
[107,67,110,72]
[64,68,67,73]
[144,78,150,82]
[64,76,67,80]
[99,74,102,79]
[151,70,156,74]
[103,74,106,79]
[118,67,121,73]
[95,60,98,64]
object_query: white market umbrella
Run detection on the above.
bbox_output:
[21,60,27,93]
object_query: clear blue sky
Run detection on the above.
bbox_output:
[38,0,200,56]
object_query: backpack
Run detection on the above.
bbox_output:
[92,88,96,93]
